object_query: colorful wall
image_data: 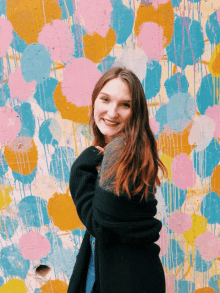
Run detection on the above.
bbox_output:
[0,0,220,292]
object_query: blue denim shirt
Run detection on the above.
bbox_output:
[85,235,96,293]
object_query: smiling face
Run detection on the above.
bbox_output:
[94,78,132,143]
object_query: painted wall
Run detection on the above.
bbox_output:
[0,0,219,292]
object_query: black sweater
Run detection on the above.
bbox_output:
[68,142,165,293]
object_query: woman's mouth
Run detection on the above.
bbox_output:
[102,119,119,127]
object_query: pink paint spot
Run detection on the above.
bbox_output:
[0,19,13,57]
[61,58,102,107]
[8,67,36,101]
[138,22,164,61]
[19,232,51,261]
[165,275,175,293]
[171,153,196,189]
[217,7,220,24]
[195,232,220,261]
[156,226,169,256]
[205,105,220,138]
[149,117,160,135]
[151,0,169,9]
[0,107,21,145]
[167,210,192,234]
[75,0,113,38]
[38,19,74,63]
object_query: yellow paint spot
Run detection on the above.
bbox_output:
[157,123,195,158]
[0,185,13,209]
[0,279,27,293]
[40,280,68,293]
[54,83,91,124]
[134,2,174,48]
[209,43,220,77]
[211,165,220,196]
[183,214,207,246]
[160,153,173,180]
[4,137,38,175]
[193,287,216,293]
[6,0,62,44]
[47,190,84,231]
[83,28,116,63]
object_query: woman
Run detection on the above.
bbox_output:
[68,67,167,293]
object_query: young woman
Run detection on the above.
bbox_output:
[68,67,167,293]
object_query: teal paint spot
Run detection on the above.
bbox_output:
[167,15,204,69]
[50,147,75,183]
[161,180,186,213]
[197,74,215,114]
[143,60,162,100]
[189,249,212,272]
[171,0,183,7]
[0,151,8,177]
[59,0,74,20]
[175,280,195,293]
[167,92,196,132]
[193,139,220,178]
[97,55,116,74]
[72,229,86,238]
[0,244,30,279]
[155,105,167,133]
[0,0,6,15]
[14,102,35,138]
[39,118,62,146]
[164,73,189,98]
[45,231,63,252]
[71,23,86,59]
[34,289,41,293]
[206,10,220,45]
[208,275,220,293]
[0,216,18,240]
[13,167,37,184]
[200,192,220,224]
[0,81,10,107]
[11,31,27,53]
[34,77,58,112]
[21,43,52,83]
[0,276,4,287]
[161,239,185,270]
[112,0,134,44]
[18,196,50,227]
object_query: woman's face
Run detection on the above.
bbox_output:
[94,78,132,143]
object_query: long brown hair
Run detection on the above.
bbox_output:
[90,67,167,201]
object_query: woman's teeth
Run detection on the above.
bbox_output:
[103,119,119,126]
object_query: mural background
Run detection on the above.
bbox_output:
[0,0,219,292]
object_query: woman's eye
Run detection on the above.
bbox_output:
[122,103,130,108]
[101,97,109,102]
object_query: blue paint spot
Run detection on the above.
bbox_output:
[0,0,6,15]
[14,102,35,138]
[45,231,63,252]
[0,81,10,107]
[71,23,86,59]
[171,0,183,7]
[59,0,74,20]
[50,147,75,183]
[200,192,220,224]
[155,105,167,133]
[13,167,37,185]
[193,139,220,178]
[21,43,52,83]
[161,180,186,213]
[72,228,86,238]
[189,249,212,272]
[0,276,4,287]
[18,196,50,227]
[39,118,62,146]
[111,0,134,44]
[167,92,196,132]
[206,10,220,45]
[175,280,195,293]
[97,55,116,74]
[0,244,30,279]
[34,289,41,293]
[161,239,185,270]
[11,31,27,53]
[34,77,58,112]
[0,151,8,177]
[143,60,162,100]
[208,275,220,293]
[164,73,189,98]
[167,15,204,69]
[197,73,215,115]
[0,216,19,240]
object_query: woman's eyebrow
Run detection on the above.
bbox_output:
[99,92,131,102]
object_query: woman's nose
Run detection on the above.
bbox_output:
[107,105,118,117]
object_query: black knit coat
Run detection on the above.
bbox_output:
[68,141,165,293]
